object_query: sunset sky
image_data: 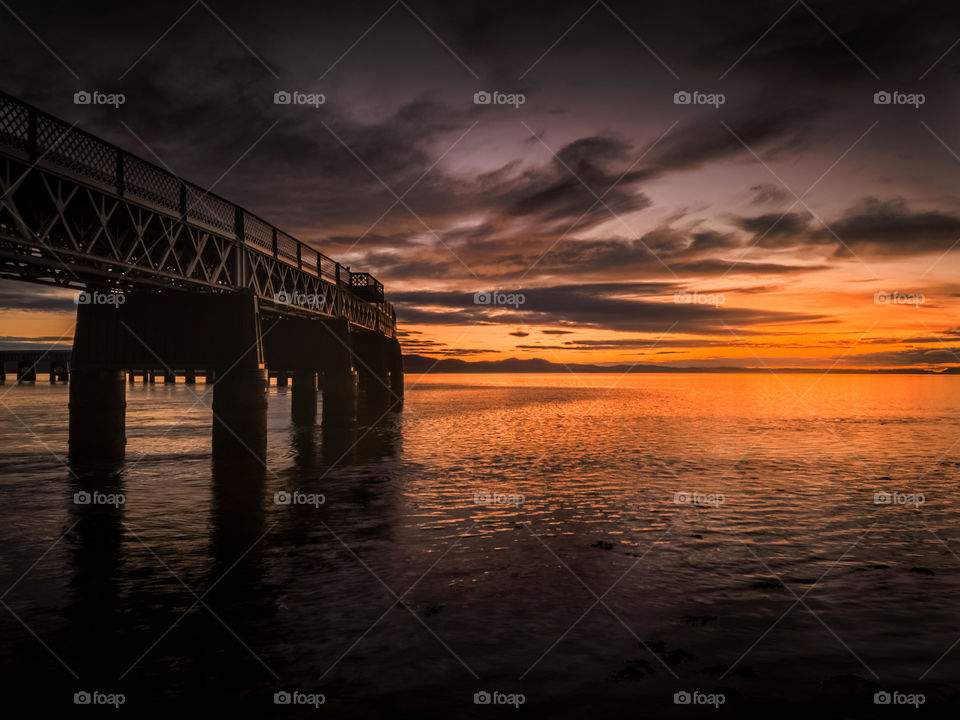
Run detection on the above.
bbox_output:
[2,0,960,369]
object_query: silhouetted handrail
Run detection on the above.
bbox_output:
[0,90,394,330]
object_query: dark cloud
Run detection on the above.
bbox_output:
[750,184,791,206]
[733,199,960,258]
[499,134,653,231]
[669,259,828,276]
[825,198,960,257]
[0,286,76,312]
[735,212,814,245]
[837,346,960,367]
[392,283,827,335]
[515,344,571,350]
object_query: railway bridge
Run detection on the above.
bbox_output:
[0,91,403,461]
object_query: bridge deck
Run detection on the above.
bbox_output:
[0,91,395,337]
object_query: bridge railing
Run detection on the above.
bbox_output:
[0,91,394,331]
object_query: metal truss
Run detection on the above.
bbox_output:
[0,91,395,338]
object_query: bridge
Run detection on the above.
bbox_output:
[0,91,403,461]
[0,349,71,383]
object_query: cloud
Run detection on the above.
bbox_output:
[733,198,960,258]
[393,283,827,334]
[750,184,791,206]
[735,212,814,245]
[837,346,960,367]
[825,198,960,257]
[498,134,653,231]
[0,287,76,312]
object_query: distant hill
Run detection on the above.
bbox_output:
[401,354,946,374]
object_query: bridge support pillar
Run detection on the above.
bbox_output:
[164,370,176,384]
[212,367,267,416]
[211,366,268,457]
[184,369,196,384]
[69,368,126,462]
[148,370,157,384]
[49,362,68,383]
[276,371,288,387]
[387,337,404,411]
[16,361,36,383]
[354,331,390,411]
[291,370,317,425]
[320,319,358,424]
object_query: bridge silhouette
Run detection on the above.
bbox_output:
[0,91,403,461]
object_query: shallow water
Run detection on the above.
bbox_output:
[1,373,959,716]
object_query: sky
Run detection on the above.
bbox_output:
[1,0,960,369]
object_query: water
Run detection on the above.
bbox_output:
[1,373,959,716]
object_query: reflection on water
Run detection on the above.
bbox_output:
[1,374,960,716]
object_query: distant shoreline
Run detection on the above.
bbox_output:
[2,347,954,375]
[403,354,959,375]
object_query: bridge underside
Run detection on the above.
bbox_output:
[66,290,403,462]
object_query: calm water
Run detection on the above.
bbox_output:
[1,373,960,716]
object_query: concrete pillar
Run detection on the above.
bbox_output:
[148,370,157,384]
[276,371,288,387]
[353,331,391,416]
[387,337,404,411]
[69,368,126,461]
[320,319,358,424]
[163,370,176,384]
[184,369,196,384]
[211,366,268,459]
[291,369,317,425]
[212,366,267,417]
[16,361,36,383]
